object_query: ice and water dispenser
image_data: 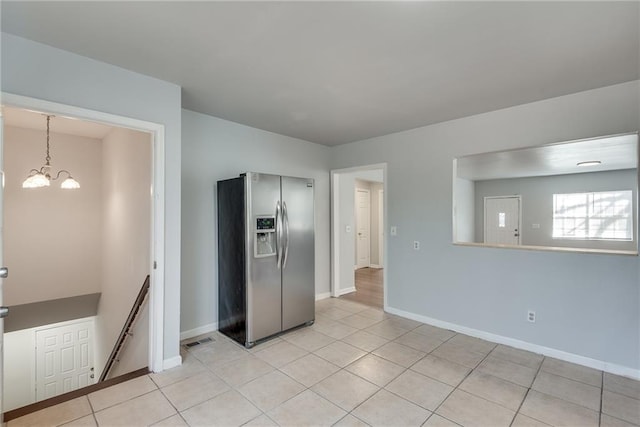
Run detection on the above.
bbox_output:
[254,216,276,258]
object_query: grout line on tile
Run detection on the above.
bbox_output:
[84,393,100,426]
[427,342,498,422]
[423,412,462,427]
[509,354,548,427]
[598,370,604,427]
[539,358,604,389]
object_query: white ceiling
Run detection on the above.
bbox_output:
[2,106,113,139]
[2,1,638,146]
[456,133,638,181]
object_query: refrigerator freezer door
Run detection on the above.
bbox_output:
[217,177,247,345]
[246,173,283,343]
[281,176,315,331]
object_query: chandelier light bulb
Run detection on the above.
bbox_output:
[22,172,50,188]
[61,176,81,189]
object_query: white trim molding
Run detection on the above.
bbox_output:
[337,287,356,296]
[315,292,331,301]
[386,305,640,380]
[180,322,218,341]
[369,264,383,269]
[163,356,182,371]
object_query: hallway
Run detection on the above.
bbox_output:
[340,267,383,308]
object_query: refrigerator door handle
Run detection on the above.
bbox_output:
[282,201,290,269]
[276,201,283,269]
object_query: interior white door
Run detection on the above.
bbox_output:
[35,320,95,401]
[355,189,371,269]
[485,196,521,245]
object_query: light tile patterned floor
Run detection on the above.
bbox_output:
[7,298,640,427]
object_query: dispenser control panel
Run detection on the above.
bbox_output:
[256,217,275,230]
[254,215,276,258]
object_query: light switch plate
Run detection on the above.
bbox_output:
[390,226,397,236]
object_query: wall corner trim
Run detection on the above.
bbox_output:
[386,306,640,380]
[337,287,356,296]
[162,356,182,371]
[315,292,331,301]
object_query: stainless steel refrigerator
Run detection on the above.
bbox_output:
[217,172,315,347]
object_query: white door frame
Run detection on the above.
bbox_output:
[483,195,522,245]
[1,92,165,374]
[0,109,5,420]
[330,163,387,309]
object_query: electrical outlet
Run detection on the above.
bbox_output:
[527,310,536,323]
[413,241,420,250]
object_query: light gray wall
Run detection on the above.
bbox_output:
[2,33,182,363]
[474,169,637,251]
[95,127,151,378]
[3,126,102,306]
[180,109,331,334]
[331,80,640,370]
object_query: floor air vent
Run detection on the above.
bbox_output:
[184,337,214,348]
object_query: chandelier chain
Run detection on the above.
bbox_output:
[45,115,51,166]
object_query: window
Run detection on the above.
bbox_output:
[498,212,506,228]
[553,191,633,240]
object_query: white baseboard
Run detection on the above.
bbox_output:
[337,286,356,296]
[163,355,182,371]
[315,292,331,301]
[369,264,383,269]
[180,322,218,341]
[386,306,640,380]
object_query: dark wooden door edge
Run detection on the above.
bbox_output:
[2,367,149,422]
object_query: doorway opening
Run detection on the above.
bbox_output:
[1,95,165,415]
[330,164,386,309]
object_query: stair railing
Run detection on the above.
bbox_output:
[99,275,150,382]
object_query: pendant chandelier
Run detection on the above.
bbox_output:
[22,115,80,190]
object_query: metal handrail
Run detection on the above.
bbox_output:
[99,275,150,382]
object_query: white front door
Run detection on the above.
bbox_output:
[484,196,521,245]
[355,189,371,269]
[35,320,95,401]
